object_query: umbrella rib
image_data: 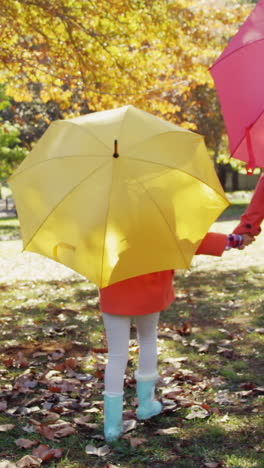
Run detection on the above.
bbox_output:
[135,180,190,269]
[23,160,110,252]
[209,37,264,69]
[64,121,113,152]
[229,109,264,160]
[116,105,132,142]
[100,156,117,288]
[9,154,108,181]
[127,157,228,201]
[121,130,200,153]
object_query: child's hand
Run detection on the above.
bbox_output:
[226,233,255,250]
[238,233,255,249]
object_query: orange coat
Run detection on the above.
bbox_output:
[234,172,264,236]
[99,232,227,316]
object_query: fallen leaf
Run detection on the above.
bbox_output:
[155,427,179,435]
[15,439,38,448]
[3,358,15,368]
[123,410,137,419]
[36,424,57,440]
[204,462,225,468]
[122,419,137,434]
[16,352,29,368]
[49,422,75,438]
[22,424,36,434]
[85,444,111,456]
[32,444,63,461]
[97,445,111,456]
[239,382,256,390]
[236,390,253,398]
[74,416,99,430]
[0,461,17,468]
[163,389,184,399]
[254,387,264,394]
[0,400,7,412]
[129,437,147,448]
[91,347,108,353]
[185,405,209,419]
[42,412,60,423]
[65,357,79,369]
[74,415,91,424]
[16,455,42,467]
[210,407,222,416]
[48,349,65,361]
[217,347,234,358]
[177,321,192,336]
[47,386,62,393]
[0,424,15,432]
[204,463,220,468]
[198,343,210,353]
[219,414,229,422]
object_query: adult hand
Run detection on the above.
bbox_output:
[239,233,255,249]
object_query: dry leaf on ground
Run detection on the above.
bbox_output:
[0,424,15,432]
[15,439,38,449]
[32,444,63,462]
[185,405,209,419]
[122,419,137,433]
[85,444,111,456]
[0,461,17,468]
[155,427,179,435]
[0,401,7,411]
[16,455,42,467]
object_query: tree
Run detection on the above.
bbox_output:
[0,0,254,183]
[0,0,251,115]
[0,85,28,179]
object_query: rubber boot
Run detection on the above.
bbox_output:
[103,393,123,442]
[135,371,162,420]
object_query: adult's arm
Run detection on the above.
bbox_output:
[233,171,264,236]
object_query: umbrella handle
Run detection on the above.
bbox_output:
[53,242,76,259]
[113,139,119,158]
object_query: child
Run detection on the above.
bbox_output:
[99,231,253,442]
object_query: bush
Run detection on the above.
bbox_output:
[0,121,28,180]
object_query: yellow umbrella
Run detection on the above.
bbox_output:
[9,105,229,288]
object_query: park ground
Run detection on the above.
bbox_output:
[0,194,264,468]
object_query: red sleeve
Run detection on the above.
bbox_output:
[195,232,227,256]
[233,172,264,236]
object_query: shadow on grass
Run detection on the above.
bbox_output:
[164,267,264,325]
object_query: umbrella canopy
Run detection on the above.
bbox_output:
[9,105,229,288]
[210,0,264,172]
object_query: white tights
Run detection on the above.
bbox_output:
[102,312,160,396]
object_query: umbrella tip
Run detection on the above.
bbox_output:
[113,139,119,158]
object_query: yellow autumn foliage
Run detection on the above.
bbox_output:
[0,0,252,117]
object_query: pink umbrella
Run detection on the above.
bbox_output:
[210,0,264,173]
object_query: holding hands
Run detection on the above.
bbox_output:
[226,233,255,250]
[239,233,255,249]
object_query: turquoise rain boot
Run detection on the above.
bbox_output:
[104,393,123,442]
[135,371,162,420]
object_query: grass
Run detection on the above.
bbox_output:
[0,197,264,467]
[0,216,20,241]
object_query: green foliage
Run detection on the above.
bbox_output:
[0,121,28,179]
[0,84,10,111]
